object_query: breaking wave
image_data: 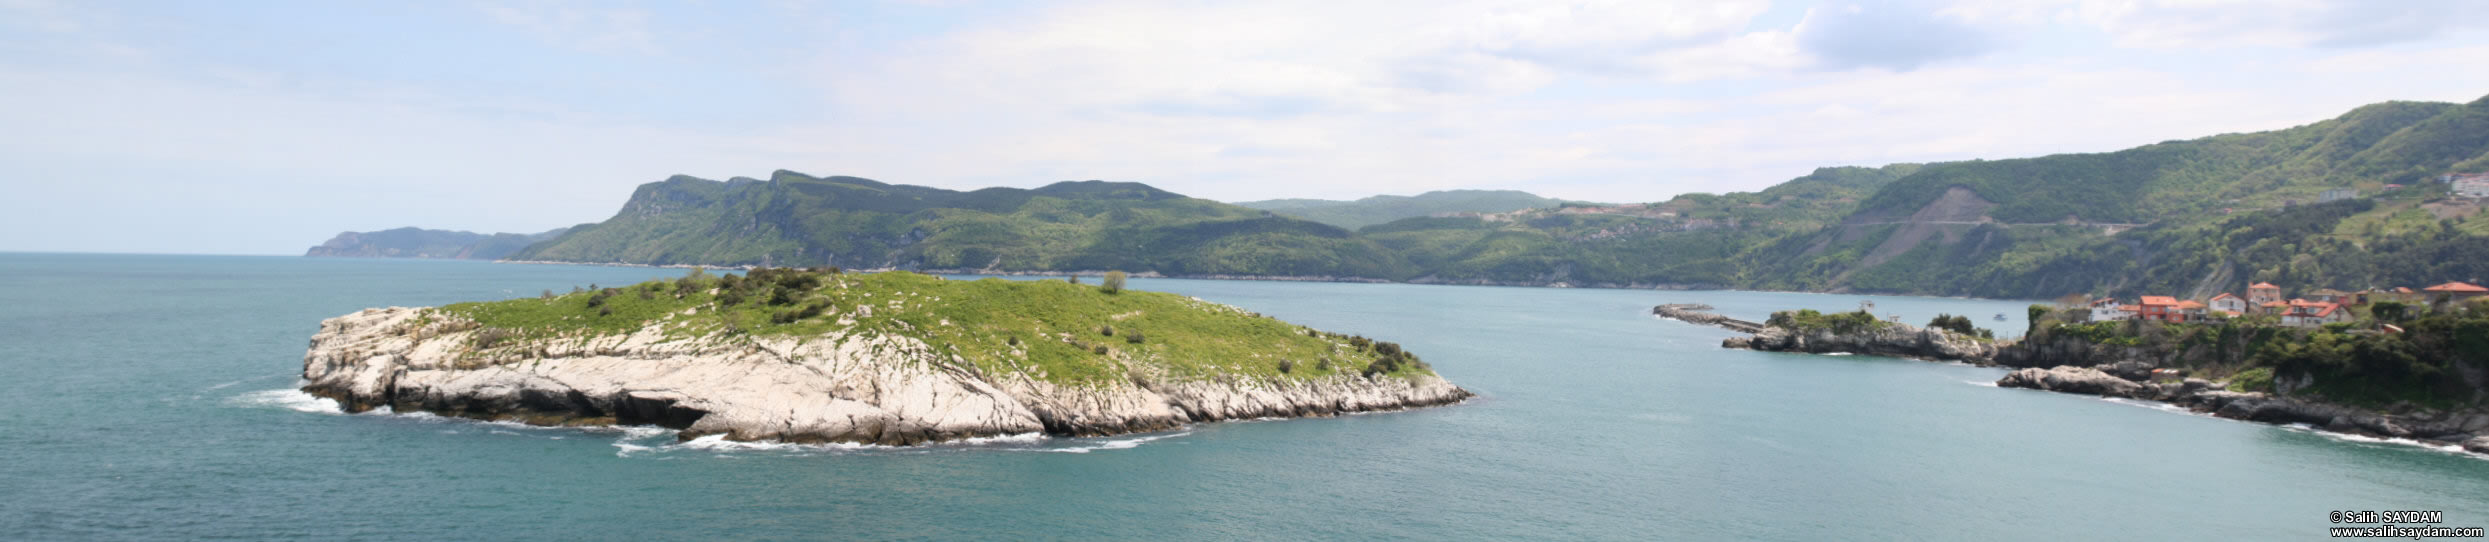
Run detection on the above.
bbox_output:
[229,389,343,414]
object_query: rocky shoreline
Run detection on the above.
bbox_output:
[301,307,1470,446]
[1998,365,2489,454]
[1654,303,2489,456]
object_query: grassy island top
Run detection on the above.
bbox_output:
[431,268,1437,386]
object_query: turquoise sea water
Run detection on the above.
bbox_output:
[2,253,2484,540]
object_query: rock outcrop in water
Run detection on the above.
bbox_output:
[1719,320,1997,364]
[300,270,1469,445]
[1655,305,1996,363]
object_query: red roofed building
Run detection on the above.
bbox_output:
[2138,296,2182,322]
[2425,281,2488,302]
[2247,282,2284,305]
[2175,300,2209,321]
[2283,301,2351,327]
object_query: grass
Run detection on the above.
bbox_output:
[433,269,1437,386]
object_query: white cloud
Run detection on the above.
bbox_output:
[2049,0,2489,50]
[7,0,2489,254]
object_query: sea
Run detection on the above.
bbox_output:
[1,253,2483,540]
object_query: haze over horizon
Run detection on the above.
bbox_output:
[5,0,2489,255]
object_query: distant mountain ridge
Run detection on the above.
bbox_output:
[319,93,2489,298]
[507,170,1407,277]
[306,227,568,260]
[1233,190,1574,230]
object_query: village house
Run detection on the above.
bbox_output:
[2247,282,2284,305]
[2453,173,2489,198]
[2175,300,2209,322]
[2208,293,2248,315]
[2306,288,2354,304]
[2355,287,2420,305]
[2088,297,2132,322]
[2425,281,2489,303]
[2137,296,2182,322]
[2281,301,2352,327]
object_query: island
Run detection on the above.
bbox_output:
[301,268,1469,445]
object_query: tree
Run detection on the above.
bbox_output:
[1101,270,1128,294]
[2372,301,2409,322]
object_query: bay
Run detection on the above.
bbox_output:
[1,253,2482,540]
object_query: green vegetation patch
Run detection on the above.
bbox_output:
[434,268,1438,386]
[1764,309,1891,334]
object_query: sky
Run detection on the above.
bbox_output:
[4,0,2489,255]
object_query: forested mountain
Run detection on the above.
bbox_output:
[454,94,2489,298]
[1358,164,1921,287]
[305,227,568,260]
[507,170,1407,277]
[1743,94,2489,298]
[1234,190,1572,230]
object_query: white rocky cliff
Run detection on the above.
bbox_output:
[301,307,1470,445]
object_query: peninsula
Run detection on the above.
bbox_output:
[1657,299,2489,454]
[301,268,1469,445]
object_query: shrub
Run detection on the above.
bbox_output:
[473,328,520,349]
[1100,325,1115,337]
[540,289,554,300]
[1101,271,1128,294]
[1278,359,1294,374]
[1092,345,1110,355]
[1124,330,1144,344]
[2228,367,2275,393]
[1767,309,1887,334]
[1374,341,1402,357]
[1363,358,1399,377]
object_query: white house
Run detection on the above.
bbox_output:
[2458,178,2489,199]
[2089,298,2132,321]
[2208,293,2248,315]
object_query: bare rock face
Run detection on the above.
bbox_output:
[1996,366,2145,398]
[301,307,1469,445]
[1723,323,1998,364]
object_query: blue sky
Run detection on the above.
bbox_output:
[4,0,2488,255]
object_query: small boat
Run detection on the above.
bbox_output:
[1993,313,2007,321]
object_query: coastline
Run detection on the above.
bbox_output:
[489,258,2044,300]
[1651,303,2489,457]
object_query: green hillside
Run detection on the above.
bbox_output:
[1751,94,2489,298]
[509,171,1409,278]
[499,94,2489,298]
[1360,164,1920,287]
[1235,189,1572,230]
